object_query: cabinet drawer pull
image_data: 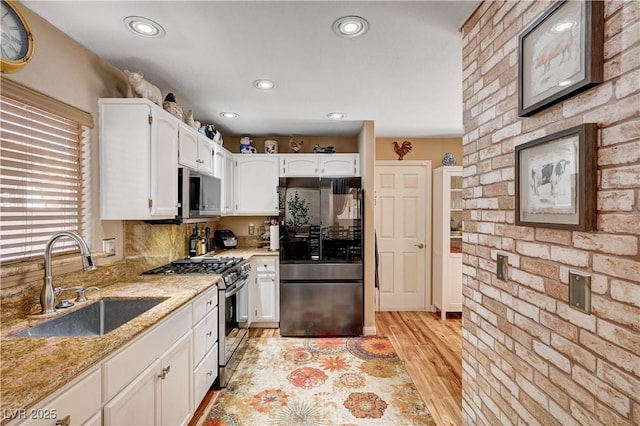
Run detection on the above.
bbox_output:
[56,415,71,426]
[206,299,213,305]
[206,370,213,377]
[206,331,213,337]
[158,366,171,379]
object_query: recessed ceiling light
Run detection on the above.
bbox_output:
[220,112,239,119]
[123,16,165,38]
[327,112,345,120]
[332,16,369,38]
[253,79,276,90]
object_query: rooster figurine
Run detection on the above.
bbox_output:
[288,137,304,153]
[393,140,413,160]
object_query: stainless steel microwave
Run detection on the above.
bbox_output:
[179,168,221,222]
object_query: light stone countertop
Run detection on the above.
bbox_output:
[0,248,278,422]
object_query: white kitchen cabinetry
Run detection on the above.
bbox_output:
[178,124,213,176]
[197,135,214,176]
[212,143,224,180]
[159,332,193,426]
[103,332,192,426]
[99,98,178,220]
[222,149,234,215]
[103,359,160,426]
[191,288,219,405]
[234,155,279,215]
[251,256,279,326]
[103,304,193,426]
[12,286,220,426]
[177,123,199,171]
[16,367,101,426]
[280,154,359,177]
[432,166,463,320]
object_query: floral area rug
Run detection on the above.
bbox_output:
[204,336,435,425]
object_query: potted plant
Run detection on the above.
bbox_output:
[285,191,309,235]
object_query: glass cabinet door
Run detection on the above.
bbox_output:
[449,174,463,253]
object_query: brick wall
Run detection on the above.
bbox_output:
[461,1,639,425]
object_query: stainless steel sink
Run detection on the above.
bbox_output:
[15,298,168,337]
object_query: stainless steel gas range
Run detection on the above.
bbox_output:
[143,257,251,387]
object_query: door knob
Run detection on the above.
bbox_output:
[415,243,424,249]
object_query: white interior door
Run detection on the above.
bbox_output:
[375,161,431,311]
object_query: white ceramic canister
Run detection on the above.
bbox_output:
[265,139,278,154]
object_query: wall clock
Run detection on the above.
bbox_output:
[1,0,35,73]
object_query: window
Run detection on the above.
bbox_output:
[0,81,93,264]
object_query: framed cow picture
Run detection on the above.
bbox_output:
[515,124,597,230]
[518,0,604,117]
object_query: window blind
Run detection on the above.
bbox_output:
[0,95,84,263]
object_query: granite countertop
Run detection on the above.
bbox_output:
[0,248,278,421]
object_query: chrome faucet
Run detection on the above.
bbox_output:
[41,232,97,314]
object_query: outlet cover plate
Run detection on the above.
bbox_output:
[497,253,508,280]
[103,238,116,256]
[569,271,591,314]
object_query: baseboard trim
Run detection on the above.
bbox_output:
[362,326,377,336]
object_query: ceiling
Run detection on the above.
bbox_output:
[24,1,477,138]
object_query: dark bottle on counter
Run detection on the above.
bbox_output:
[189,226,198,257]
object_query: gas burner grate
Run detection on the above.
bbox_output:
[142,257,245,275]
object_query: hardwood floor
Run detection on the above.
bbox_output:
[190,311,463,426]
[376,311,463,426]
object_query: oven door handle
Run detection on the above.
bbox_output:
[225,277,248,299]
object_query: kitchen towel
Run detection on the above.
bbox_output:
[270,225,279,251]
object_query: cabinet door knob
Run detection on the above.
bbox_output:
[158,366,171,379]
[206,331,212,337]
[414,243,425,249]
[56,415,71,426]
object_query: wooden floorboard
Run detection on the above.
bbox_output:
[190,312,462,426]
[376,311,463,426]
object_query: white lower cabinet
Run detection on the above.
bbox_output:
[13,287,219,426]
[193,343,218,405]
[251,256,279,326]
[191,287,219,410]
[103,359,161,426]
[16,367,101,426]
[103,331,193,426]
[159,332,193,426]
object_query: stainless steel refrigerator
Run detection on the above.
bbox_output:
[278,177,363,336]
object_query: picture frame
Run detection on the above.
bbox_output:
[515,123,597,231]
[518,0,603,117]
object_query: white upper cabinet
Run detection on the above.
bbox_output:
[100,98,178,220]
[197,135,214,176]
[178,123,213,176]
[212,143,224,180]
[177,123,199,170]
[280,154,359,177]
[234,155,279,215]
[222,149,234,215]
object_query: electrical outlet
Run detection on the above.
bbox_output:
[569,271,591,314]
[496,253,508,280]
[102,238,116,256]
